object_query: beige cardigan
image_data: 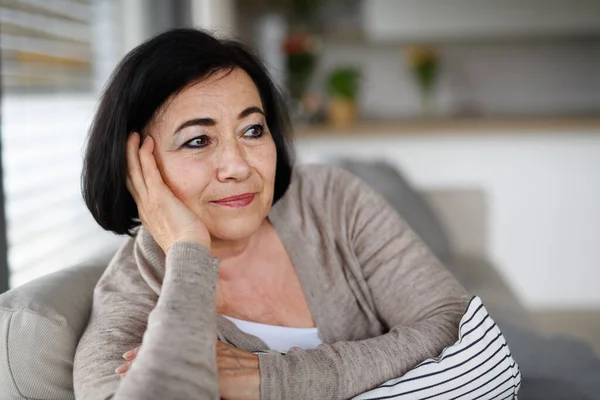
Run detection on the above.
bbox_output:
[73,164,469,400]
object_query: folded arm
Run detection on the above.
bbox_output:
[258,169,469,399]
[73,239,220,400]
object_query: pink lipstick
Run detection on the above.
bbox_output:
[211,193,255,208]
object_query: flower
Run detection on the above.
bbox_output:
[405,46,440,92]
[405,46,439,69]
[282,34,315,54]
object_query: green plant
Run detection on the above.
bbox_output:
[267,0,320,20]
[405,46,440,116]
[327,67,360,101]
[284,35,317,100]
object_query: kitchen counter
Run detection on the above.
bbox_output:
[293,116,600,137]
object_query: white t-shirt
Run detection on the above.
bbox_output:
[223,315,322,353]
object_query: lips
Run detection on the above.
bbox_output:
[211,193,256,208]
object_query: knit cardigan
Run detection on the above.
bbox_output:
[73,164,469,399]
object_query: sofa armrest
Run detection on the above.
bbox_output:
[0,263,108,399]
[449,255,535,330]
[422,188,487,260]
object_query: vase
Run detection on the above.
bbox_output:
[419,86,437,118]
[328,98,357,129]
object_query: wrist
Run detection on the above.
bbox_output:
[171,235,211,251]
[165,242,219,281]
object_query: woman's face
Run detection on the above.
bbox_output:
[145,68,277,242]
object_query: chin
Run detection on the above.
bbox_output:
[208,214,265,242]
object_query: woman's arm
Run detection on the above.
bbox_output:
[73,239,220,400]
[258,168,469,399]
[75,131,220,399]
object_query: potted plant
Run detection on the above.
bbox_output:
[405,46,440,117]
[283,34,318,105]
[327,67,360,129]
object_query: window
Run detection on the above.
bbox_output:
[0,0,124,289]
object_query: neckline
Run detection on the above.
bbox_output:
[222,314,319,331]
[264,178,336,343]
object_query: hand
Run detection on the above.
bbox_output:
[126,132,211,253]
[117,342,260,400]
[216,341,260,400]
[115,346,140,378]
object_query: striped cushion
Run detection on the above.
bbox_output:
[353,296,521,400]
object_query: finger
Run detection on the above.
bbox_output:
[123,346,140,361]
[216,341,230,352]
[115,362,130,375]
[217,342,254,359]
[217,351,259,370]
[126,132,148,197]
[217,353,243,370]
[218,357,258,370]
[216,344,241,360]
[216,341,244,353]
[125,176,140,203]
[138,136,167,194]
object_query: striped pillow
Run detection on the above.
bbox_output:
[353,296,521,400]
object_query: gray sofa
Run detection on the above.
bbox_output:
[0,161,598,399]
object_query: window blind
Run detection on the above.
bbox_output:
[1,0,124,289]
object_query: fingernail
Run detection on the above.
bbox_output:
[115,364,129,374]
[123,350,134,360]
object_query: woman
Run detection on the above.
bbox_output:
[74,28,469,400]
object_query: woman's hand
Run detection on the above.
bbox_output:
[126,132,211,253]
[117,342,260,400]
[216,341,260,400]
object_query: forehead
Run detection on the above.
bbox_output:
[162,68,262,118]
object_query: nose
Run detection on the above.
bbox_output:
[215,139,252,183]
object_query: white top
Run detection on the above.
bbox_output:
[223,315,322,353]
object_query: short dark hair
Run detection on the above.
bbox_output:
[82,28,294,236]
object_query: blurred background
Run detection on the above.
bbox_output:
[0,0,599,351]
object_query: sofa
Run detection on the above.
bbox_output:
[0,160,598,399]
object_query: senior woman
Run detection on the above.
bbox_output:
[73,28,469,400]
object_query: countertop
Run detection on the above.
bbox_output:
[293,116,600,138]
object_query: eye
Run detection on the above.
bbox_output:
[183,135,210,149]
[243,124,264,139]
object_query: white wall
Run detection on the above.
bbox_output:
[190,0,236,37]
[363,0,600,41]
[295,130,600,310]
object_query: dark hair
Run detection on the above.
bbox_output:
[82,28,294,236]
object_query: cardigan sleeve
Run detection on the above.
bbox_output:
[258,168,470,399]
[73,239,220,400]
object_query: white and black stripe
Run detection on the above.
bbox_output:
[353,296,521,400]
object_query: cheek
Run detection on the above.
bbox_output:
[248,141,277,181]
[158,155,213,200]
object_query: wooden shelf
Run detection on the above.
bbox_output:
[294,116,600,138]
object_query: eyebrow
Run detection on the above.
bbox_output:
[173,106,265,135]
